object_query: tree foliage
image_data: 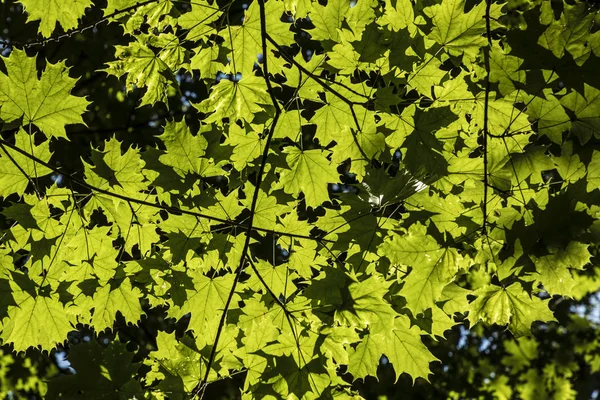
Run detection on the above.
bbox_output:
[0,0,599,398]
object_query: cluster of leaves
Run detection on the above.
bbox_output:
[0,0,599,398]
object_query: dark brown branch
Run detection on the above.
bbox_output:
[0,141,42,199]
[482,0,493,235]
[0,137,331,243]
[190,0,283,396]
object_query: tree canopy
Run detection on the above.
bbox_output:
[0,0,599,398]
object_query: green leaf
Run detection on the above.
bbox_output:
[276,147,340,208]
[308,0,350,41]
[537,2,595,65]
[468,283,556,337]
[171,274,238,348]
[426,0,499,59]
[158,120,210,177]
[197,77,272,124]
[104,36,181,106]
[587,150,600,192]
[348,333,384,380]
[560,84,600,144]
[0,129,52,197]
[384,316,439,383]
[225,123,264,170]
[532,241,591,296]
[379,223,460,314]
[554,142,586,185]
[84,137,147,194]
[334,275,396,332]
[524,92,571,143]
[147,332,205,393]
[18,0,92,37]
[1,291,76,352]
[89,277,143,331]
[0,50,90,138]
[489,44,526,96]
[223,1,293,75]
[178,0,222,42]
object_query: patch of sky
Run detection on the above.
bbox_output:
[55,351,75,374]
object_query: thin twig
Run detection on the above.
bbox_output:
[482,0,493,234]
[0,137,331,243]
[190,0,282,396]
[1,0,161,48]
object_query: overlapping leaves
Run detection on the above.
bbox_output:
[0,0,599,398]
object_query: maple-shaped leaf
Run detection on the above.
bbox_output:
[277,147,340,208]
[503,337,537,372]
[468,283,556,337]
[171,274,238,348]
[89,277,143,332]
[407,54,447,97]
[331,126,385,179]
[18,0,92,37]
[346,0,377,34]
[405,191,471,237]
[326,41,361,75]
[415,305,458,339]
[380,0,416,33]
[510,146,554,185]
[224,123,264,170]
[378,223,460,314]
[178,0,222,42]
[63,226,119,284]
[488,44,526,96]
[241,185,286,231]
[266,356,331,400]
[157,120,211,177]
[0,50,90,139]
[525,92,571,143]
[439,283,470,315]
[554,142,586,185]
[1,290,76,352]
[537,2,595,66]
[348,316,437,383]
[334,275,396,332]
[0,129,52,197]
[223,1,294,75]
[103,0,170,20]
[425,0,500,59]
[476,98,532,137]
[104,35,183,106]
[310,95,360,146]
[532,241,591,296]
[196,76,272,124]
[84,137,147,194]
[147,332,205,393]
[587,150,600,192]
[348,333,382,380]
[393,106,456,176]
[262,330,319,367]
[560,84,600,144]
[308,0,350,41]
[274,109,305,140]
[246,259,298,298]
[384,316,439,383]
